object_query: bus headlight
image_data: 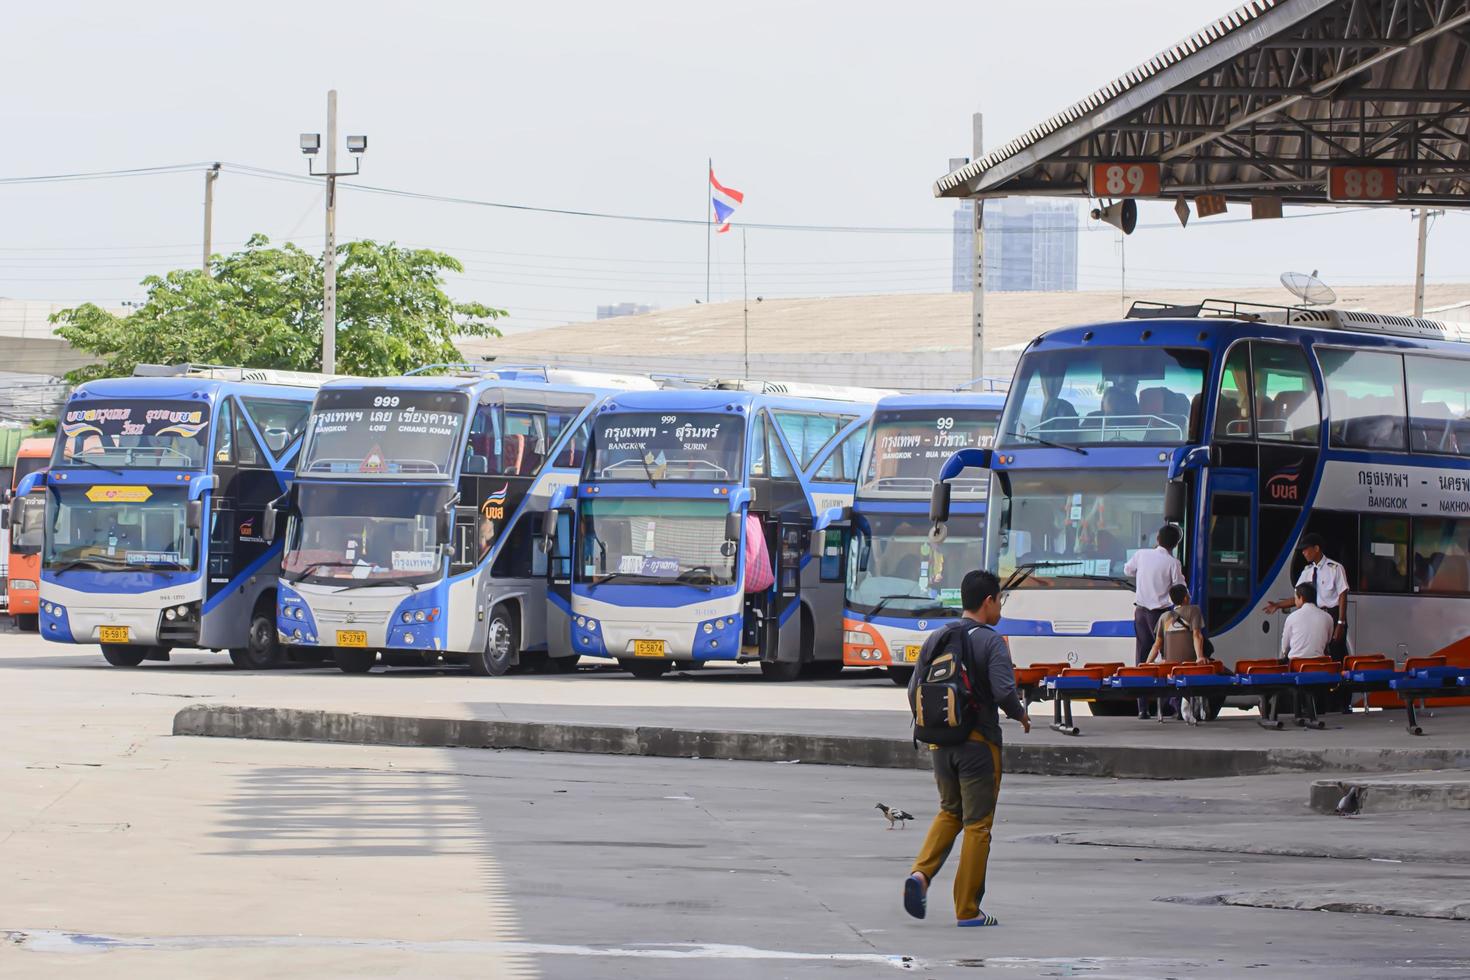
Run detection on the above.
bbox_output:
[295,607,306,621]
[702,622,714,635]
[414,610,427,623]
[576,616,586,628]
[844,630,873,647]
[401,611,412,624]
[292,628,303,640]
[175,605,191,618]
[403,632,415,644]
[586,620,597,631]
[165,608,177,621]
[8,579,37,592]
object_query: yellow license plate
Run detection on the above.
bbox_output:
[336,630,368,648]
[633,639,666,658]
[99,626,130,643]
[904,645,922,663]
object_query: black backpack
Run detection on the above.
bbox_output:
[909,621,983,746]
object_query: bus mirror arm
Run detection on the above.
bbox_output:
[14,472,43,497]
[1166,445,1212,481]
[812,506,847,533]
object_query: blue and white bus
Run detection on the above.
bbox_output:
[841,392,1004,685]
[931,302,1470,698]
[32,365,324,668]
[270,366,655,674]
[550,382,877,679]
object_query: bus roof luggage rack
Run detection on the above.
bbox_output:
[1127,299,1470,343]
[132,363,339,387]
[650,373,894,402]
[406,363,657,389]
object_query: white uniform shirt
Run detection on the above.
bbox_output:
[1296,557,1349,611]
[1280,603,1334,659]
[1125,546,1186,610]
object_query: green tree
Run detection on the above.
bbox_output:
[51,235,504,381]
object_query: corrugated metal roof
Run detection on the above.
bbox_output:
[935,0,1287,196]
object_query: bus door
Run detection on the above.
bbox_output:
[544,507,575,658]
[766,514,811,657]
[1202,472,1270,664]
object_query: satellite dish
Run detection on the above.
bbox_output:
[1280,270,1337,306]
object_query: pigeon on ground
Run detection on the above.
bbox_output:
[876,803,914,830]
[1335,786,1361,816]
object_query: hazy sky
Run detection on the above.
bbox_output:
[2,0,1466,335]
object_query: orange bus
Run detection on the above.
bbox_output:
[5,437,52,631]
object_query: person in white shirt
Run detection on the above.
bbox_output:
[1279,582,1334,661]
[1262,532,1349,659]
[1124,525,1185,717]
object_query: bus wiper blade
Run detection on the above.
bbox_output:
[284,560,359,583]
[639,452,659,489]
[589,572,629,590]
[51,557,127,575]
[864,593,936,622]
[332,575,421,593]
[1002,430,1088,455]
[66,455,123,473]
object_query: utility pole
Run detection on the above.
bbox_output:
[300,91,366,375]
[969,112,985,387]
[1413,208,1442,317]
[742,229,749,380]
[202,163,220,273]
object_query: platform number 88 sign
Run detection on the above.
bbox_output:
[1328,165,1398,203]
[1090,162,1160,198]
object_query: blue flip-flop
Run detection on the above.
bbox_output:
[957,912,1000,927]
[903,873,927,919]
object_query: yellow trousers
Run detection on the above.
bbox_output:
[910,733,1002,921]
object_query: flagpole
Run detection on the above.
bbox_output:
[742,228,749,380]
[705,157,712,304]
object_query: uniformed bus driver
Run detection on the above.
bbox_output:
[1262,532,1348,660]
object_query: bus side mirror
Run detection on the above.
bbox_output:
[436,508,454,543]
[0,505,9,531]
[928,482,952,545]
[725,510,742,543]
[186,500,203,531]
[541,509,558,554]
[262,502,279,544]
[1164,479,1186,526]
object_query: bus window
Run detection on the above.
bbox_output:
[767,415,797,479]
[773,411,850,469]
[554,421,590,469]
[242,398,311,456]
[1360,516,1411,594]
[817,427,865,481]
[1413,518,1470,594]
[233,402,263,467]
[1319,349,1408,451]
[1214,344,1252,440]
[1405,354,1470,457]
[750,413,768,477]
[1251,343,1319,445]
[215,399,235,464]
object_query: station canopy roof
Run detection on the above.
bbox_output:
[935,0,1470,207]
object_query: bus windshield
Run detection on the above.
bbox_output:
[991,468,1165,589]
[859,409,998,498]
[13,453,48,485]
[300,388,468,478]
[576,498,737,587]
[45,485,198,571]
[282,483,453,586]
[54,400,211,469]
[586,412,744,482]
[10,494,46,554]
[847,511,982,618]
[1000,347,1207,447]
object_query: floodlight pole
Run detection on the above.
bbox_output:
[1413,208,1440,317]
[304,90,363,374]
[202,163,220,273]
[969,113,985,388]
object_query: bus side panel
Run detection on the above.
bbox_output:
[798,557,843,663]
[199,563,273,649]
[447,571,482,653]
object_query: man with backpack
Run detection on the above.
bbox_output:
[903,570,1030,928]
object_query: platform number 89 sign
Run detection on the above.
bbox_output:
[1090,162,1161,198]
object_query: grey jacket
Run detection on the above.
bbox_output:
[909,619,1026,744]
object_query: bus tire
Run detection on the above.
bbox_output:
[334,648,377,674]
[543,655,581,674]
[620,659,669,679]
[1089,700,1136,717]
[759,659,801,682]
[13,613,38,632]
[101,645,148,667]
[801,659,844,679]
[888,666,914,686]
[229,611,286,670]
[469,606,518,676]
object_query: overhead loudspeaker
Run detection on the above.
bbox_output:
[1091,198,1137,235]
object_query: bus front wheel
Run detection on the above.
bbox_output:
[334,648,377,674]
[229,613,286,670]
[620,659,670,679]
[469,608,519,676]
[101,645,149,667]
[887,666,914,686]
[12,613,38,632]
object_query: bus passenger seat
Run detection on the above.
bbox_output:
[464,453,488,474]
[501,435,526,475]
[1138,387,1167,418]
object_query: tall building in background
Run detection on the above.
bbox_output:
[596,302,657,320]
[950,198,1078,293]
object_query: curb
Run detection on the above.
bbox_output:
[1309,777,1470,814]
[174,705,1470,779]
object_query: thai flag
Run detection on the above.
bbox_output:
[710,167,744,234]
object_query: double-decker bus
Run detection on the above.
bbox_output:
[270,366,655,674]
[32,365,325,667]
[930,302,1470,703]
[551,382,877,679]
[3,438,53,631]
[841,392,1004,685]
